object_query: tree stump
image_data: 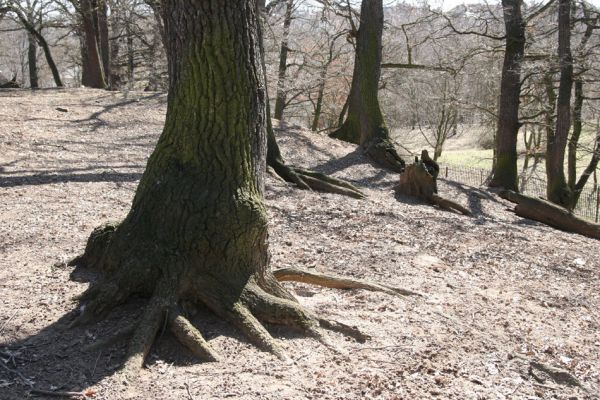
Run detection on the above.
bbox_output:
[396,152,471,216]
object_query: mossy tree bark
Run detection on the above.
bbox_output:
[70,0,411,380]
[489,0,524,192]
[329,0,405,173]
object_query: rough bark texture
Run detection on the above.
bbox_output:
[489,0,524,192]
[499,190,600,239]
[80,0,106,89]
[329,0,405,173]
[546,0,573,208]
[70,0,381,380]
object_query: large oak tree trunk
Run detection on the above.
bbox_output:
[329,0,405,173]
[489,0,525,192]
[70,0,385,380]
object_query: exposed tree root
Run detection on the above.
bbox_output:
[318,318,370,343]
[269,158,365,199]
[83,324,136,352]
[120,294,166,381]
[273,267,423,297]
[431,194,473,216]
[69,218,420,382]
[169,311,220,362]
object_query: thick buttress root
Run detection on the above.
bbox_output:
[269,158,365,199]
[70,225,421,381]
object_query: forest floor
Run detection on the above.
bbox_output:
[0,89,599,400]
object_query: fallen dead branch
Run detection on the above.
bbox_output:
[499,190,600,240]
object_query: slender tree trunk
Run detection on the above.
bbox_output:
[311,66,327,131]
[329,0,405,172]
[80,0,106,88]
[546,0,573,208]
[568,79,583,191]
[27,33,38,89]
[11,8,63,87]
[109,11,121,88]
[126,19,134,88]
[97,0,110,88]
[571,128,600,207]
[273,0,294,120]
[489,0,525,192]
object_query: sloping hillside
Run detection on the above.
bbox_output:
[0,89,598,399]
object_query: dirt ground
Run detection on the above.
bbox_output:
[0,89,598,400]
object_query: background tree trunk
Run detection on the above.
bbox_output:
[329,0,405,172]
[27,32,38,88]
[97,0,110,88]
[80,0,106,88]
[273,0,294,120]
[489,0,525,192]
[546,0,573,208]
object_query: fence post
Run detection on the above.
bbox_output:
[445,166,448,178]
[480,170,484,185]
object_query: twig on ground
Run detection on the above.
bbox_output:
[184,382,195,400]
[0,310,18,335]
[0,359,34,386]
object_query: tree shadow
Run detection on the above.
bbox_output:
[0,264,318,399]
[3,170,337,396]
[438,179,504,220]
[0,169,143,188]
[71,92,166,132]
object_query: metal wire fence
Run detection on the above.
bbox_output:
[439,164,600,223]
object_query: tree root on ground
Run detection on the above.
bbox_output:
[67,219,423,383]
[431,194,473,216]
[273,267,422,297]
[269,158,365,199]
